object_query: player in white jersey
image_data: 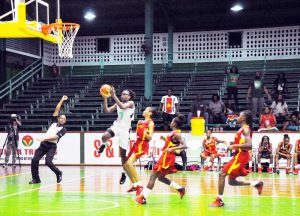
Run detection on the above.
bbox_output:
[98,86,135,184]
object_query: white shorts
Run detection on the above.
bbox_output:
[108,123,131,150]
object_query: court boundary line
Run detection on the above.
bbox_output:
[38,190,300,199]
[0,171,31,179]
[25,199,119,213]
[0,174,96,200]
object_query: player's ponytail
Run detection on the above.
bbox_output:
[149,107,159,119]
[243,110,253,130]
[174,114,185,129]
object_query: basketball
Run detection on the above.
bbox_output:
[100,84,111,97]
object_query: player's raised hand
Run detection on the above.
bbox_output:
[61,95,68,101]
[110,86,116,98]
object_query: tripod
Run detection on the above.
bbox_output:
[0,126,21,167]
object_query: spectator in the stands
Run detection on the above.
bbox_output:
[247,71,272,117]
[225,102,239,129]
[282,112,300,132]
[271,94,289,123]
[226,65,240,111]
[208,94,226,124]
[272,72,288,99]
[187,94,209,125]
[159,88,179,131]
[258,106,278,132]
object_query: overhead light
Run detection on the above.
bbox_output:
[84,11,96,21]
[231,4,243,12]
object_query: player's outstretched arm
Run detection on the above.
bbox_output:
[53,95,68,117]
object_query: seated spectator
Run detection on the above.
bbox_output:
[200,129,226,171]
[208,94,226,124]
[247,71,272,117]
[293,138,300,175]
[187,94,209,125]
[272,72,288,99]
[226,65,240,110]
[282,112,300,132]
[274,134,293,174]
[159,88,179,131]
[258,106,278,132]
[225,102,239,129]
[271,94,289,123]
[257,135,273,174]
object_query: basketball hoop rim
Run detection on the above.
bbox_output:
[42,22,80,34]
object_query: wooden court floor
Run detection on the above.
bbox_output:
[0,165,299,216]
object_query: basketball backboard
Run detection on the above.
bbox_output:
[0,0,79,58]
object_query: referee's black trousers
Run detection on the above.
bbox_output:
[31,141,61,181]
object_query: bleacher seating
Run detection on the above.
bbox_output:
[0,60,299,131]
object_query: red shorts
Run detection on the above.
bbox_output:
[153,152,177,176]
[126,139,149,160]
[202,150,217,157]
[222,151,250,180]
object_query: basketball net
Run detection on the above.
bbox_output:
[43,22,80,58]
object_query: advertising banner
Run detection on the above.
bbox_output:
[0,133,80,164]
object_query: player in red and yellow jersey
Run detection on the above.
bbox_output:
[135,115,187,204]
[124,107,156,195]
[275,134,293,174]
[210,110,263,207]
[293,139,300,175]
[201,129,226,171]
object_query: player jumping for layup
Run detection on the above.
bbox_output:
[98,86,135,184]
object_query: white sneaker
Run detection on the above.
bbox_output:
[12,164,17,168]
[2,163,7,168]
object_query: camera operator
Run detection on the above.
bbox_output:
[29,95,68,184]
[2,114,21,168]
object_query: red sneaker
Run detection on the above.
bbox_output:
[203,165,210,171]
[258,167,262,173]
[209,197,224,207]
[136,185,144,196]
[294,168,299,175]
[286,167,291,174]
[135,195,146,204]
[127,186,137,193]
[267,167,273,174]
[248,167,253,173]
[254,181,264,195]
[177,187,186,199]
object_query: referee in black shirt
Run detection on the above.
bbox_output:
[29,95,68,184]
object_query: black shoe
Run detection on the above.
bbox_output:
[119,172,126,184]
[98,144,106,153]
[57,172,63,184]
[29,179,41,184]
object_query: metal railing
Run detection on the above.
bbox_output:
[49,46,300,68]
[0,58,43,100]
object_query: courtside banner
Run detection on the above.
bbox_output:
[1,132,299,165]
[84,132,300,165]
[84,132,171,165]
[0,133,80,164]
